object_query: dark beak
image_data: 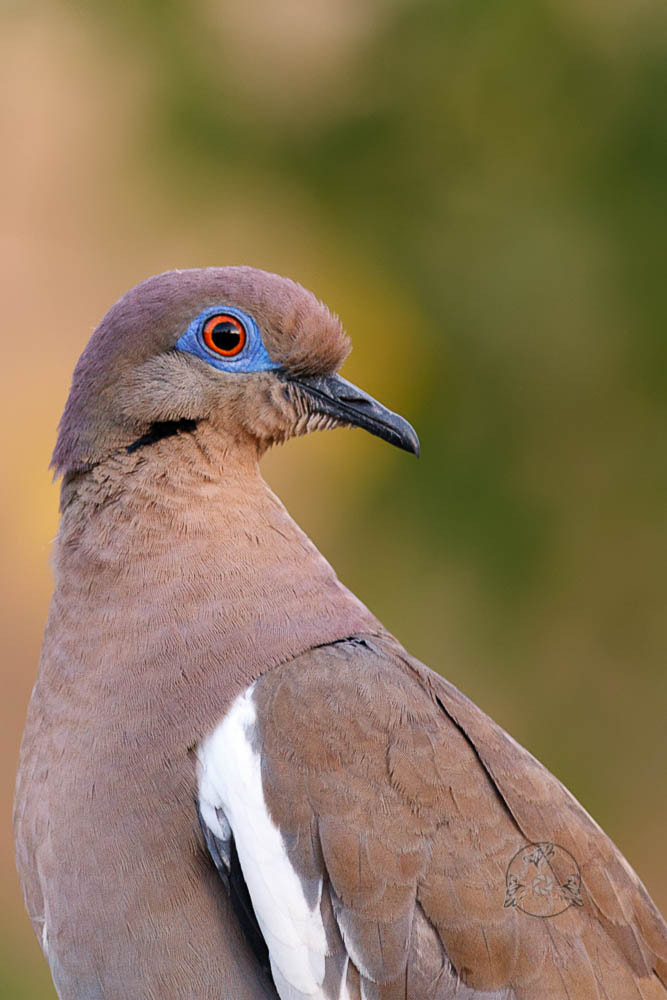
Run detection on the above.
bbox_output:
[284,373,420,456]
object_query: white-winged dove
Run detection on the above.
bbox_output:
[15,268,666,999]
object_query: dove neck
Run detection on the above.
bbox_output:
[48,420,377,691]
[56,419,325,573]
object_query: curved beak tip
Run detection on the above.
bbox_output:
[391,417,421,457]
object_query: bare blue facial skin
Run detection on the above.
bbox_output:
[175,305,281,373]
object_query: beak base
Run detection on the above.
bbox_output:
[285,373,420,456]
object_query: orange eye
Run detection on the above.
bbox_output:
[202,314,247,357]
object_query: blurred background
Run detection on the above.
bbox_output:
[2,0,666,994]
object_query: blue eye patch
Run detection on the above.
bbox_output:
[175,305,281,374]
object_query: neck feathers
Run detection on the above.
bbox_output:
[46,424,378,708]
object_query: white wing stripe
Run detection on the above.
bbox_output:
[198,685,329,997]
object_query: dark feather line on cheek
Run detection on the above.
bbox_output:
[126,418,199,454]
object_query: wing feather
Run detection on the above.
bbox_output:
[201,635,666,1000]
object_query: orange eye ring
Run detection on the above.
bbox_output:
[202,314,247,357]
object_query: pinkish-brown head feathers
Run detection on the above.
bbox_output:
[52,266,418,491]
[52,267,350,475]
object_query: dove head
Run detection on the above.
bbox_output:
[52,267,419,477]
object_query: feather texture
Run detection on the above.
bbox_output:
[235,636,667,1000]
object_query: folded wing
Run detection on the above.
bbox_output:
[198,635,667,1000]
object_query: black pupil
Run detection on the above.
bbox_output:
[210,321,241,352]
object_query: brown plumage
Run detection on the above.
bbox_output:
[14,268,666,1000]
[52,267,349,475]
[256,639,667,999]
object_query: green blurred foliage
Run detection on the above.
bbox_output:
[2,0,665,994]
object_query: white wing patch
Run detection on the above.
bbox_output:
[198,685,332,999]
